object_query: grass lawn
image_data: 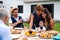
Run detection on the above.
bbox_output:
[54,22,60,32]
[23,22,60,32]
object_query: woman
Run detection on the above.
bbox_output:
[42,8,54,30]
[9,7,24,28]
[30,4,44,29]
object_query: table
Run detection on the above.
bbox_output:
[11,34,53,40]
[11,28,57,40]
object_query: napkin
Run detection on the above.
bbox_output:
[53,35,60,40]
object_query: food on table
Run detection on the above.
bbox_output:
[11,29,21,34]
[47,30,59,36]
[25,31,36,37]
[39,32,51,38]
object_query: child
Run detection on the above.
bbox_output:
[39,21,46,31]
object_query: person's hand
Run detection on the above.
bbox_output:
[29,28,32,30]
[17,19,22,24]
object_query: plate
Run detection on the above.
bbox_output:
[28,37,40,40]
[11,34,20,39]
[14,28,24,30]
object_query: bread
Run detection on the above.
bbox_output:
[47,30,59,36]
[11,29,21,34]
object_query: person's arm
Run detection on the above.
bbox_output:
[2,27,12,40]
[10,19,22,27]
[29,14,34,29]
[9,18,23,27]
[24,14,32,23]
[50,19,54,30]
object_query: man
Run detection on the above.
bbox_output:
[0,8,12,40]
[9,7,24,28]
[0,1,3,8]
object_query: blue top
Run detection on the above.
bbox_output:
[32,12,43,29]
[11,16,24,28]
[0,20,12,40]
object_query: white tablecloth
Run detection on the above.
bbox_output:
[11,34,53,40]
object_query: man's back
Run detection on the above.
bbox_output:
[0,20,12,40]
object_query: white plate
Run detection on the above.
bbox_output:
[11,34,20,39]
[28,37,40,40]
[14,28,23,30]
